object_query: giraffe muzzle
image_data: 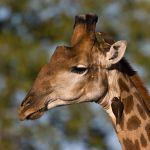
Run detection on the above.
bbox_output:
[19,105,47,121]
[18,93,49,121]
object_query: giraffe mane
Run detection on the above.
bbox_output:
[120,58,150,112]
[98,32,150,112]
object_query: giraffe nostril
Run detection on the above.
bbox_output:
[21,96,32,106]
[21,100,25,106]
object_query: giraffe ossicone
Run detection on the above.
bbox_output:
[19,13,150,150]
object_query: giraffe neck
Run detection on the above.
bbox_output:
[99,68,150,150]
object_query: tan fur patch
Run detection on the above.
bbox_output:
[127,116,141,130]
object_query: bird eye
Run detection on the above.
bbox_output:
[71,65,88,74]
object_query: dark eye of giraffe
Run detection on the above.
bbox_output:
[71,65,88,74]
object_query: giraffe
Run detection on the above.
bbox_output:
[19,14,150,150]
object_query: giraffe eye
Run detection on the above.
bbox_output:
[71,65,88,74]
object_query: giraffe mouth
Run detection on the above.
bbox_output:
[19,105,48,121]
[26,107,47,120]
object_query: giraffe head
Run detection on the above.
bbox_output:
[19,14,127,121]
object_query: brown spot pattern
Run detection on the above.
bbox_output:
[123,138,138,150]
[118,78,129,92]
[131,74,150,112]
[123,95,134,114]
[134,92,145,109]
[140,134,147,147]
[127,116,141,130]
[145,124,150,141]
[137,104,147,120]
[134,92,150,117]
[135,139,141,150]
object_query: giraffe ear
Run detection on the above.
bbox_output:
[106,40,127,66]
